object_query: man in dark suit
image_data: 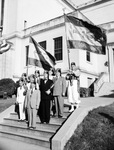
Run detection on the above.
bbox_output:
[38,70,53,124]
[53,68,66,118]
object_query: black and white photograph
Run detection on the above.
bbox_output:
[0,0,114,150]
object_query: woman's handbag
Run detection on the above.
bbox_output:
[14,103,19,113]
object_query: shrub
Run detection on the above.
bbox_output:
[80,87,91,97]
[64,103,114,150]
[0,78,16,97]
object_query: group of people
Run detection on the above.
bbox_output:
[15,62,81,129]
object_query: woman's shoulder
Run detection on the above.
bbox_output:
[73,68,81,76]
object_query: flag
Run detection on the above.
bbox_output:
[28,37,42,67]
[65,15,107,54]
[28,36,56,70]
[0,39,12,54]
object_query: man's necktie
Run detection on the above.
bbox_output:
[31,89,33,95]
[44,79,47,84]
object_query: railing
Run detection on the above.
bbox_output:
[94,72,109,94]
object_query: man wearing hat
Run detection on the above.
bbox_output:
[53,68,66,117]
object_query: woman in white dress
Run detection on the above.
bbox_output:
[16,78,26,120]
[66,62,81,112]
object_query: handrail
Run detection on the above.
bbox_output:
[94,72,109,93]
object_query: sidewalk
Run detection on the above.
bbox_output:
[0,96,114,150]
[65,96,114,108]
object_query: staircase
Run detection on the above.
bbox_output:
[94,82,114,97]
[0,104,70,150]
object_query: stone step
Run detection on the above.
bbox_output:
[0,136,50,150]
[0,129,50,148]
[9,113,66,125]
[3,118,60,131]
[0,123,54,138]
[0,100,70,149]
[10,112,69,118]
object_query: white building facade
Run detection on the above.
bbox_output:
[0,0,114,88]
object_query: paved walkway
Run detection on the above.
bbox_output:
[0,137,49,150]
[65,96,114,108]
[0,96,114,150]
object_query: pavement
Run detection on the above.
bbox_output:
[0,96,114,150]
[0,137,49,150]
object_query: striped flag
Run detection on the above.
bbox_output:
[28,36,56,71]
[0,39,12,54]
[65,15,107,54]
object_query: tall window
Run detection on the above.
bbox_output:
[86,51,91,62]
[54,36,62,61]
[26,45,29,66]
[39,41,46,50]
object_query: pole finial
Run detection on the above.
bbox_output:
[62,8,66,14]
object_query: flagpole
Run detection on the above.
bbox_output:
[26,29,32,77]
[26,46,29,77]
[63,8,71,70]
[107,45,110,82]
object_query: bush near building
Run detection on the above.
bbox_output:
[0,78,16,98]
[80,87,92,97]
[64,103,114,150]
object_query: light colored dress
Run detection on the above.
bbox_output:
[16,86,26,120]
[68,80,79,103]
[67,69,81,104]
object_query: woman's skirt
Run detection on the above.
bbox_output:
[67,80,80,104]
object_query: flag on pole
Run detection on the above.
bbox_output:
[65,15,107,54]
[28,36,56,71]
[0,39,12,54]
[28,37,42,67]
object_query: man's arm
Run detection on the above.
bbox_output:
[62,77,66,96]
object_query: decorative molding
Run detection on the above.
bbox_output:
[76,0,112,10]
[107,42,114,46]
[1,16,65,40]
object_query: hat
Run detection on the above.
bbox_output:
[55,68,61,72]
[71,62,76,65]
[55,68,61,76]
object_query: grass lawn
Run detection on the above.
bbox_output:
[64,102,114,150]
[0,97,16,113]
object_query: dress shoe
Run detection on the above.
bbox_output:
[32,127,36,130]
[58,115,63,118]
[28,127,32,129]
[69,107,74,112]
[53,114,58,117]
[76,104,79,108]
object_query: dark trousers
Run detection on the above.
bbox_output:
[39,99,50,123]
